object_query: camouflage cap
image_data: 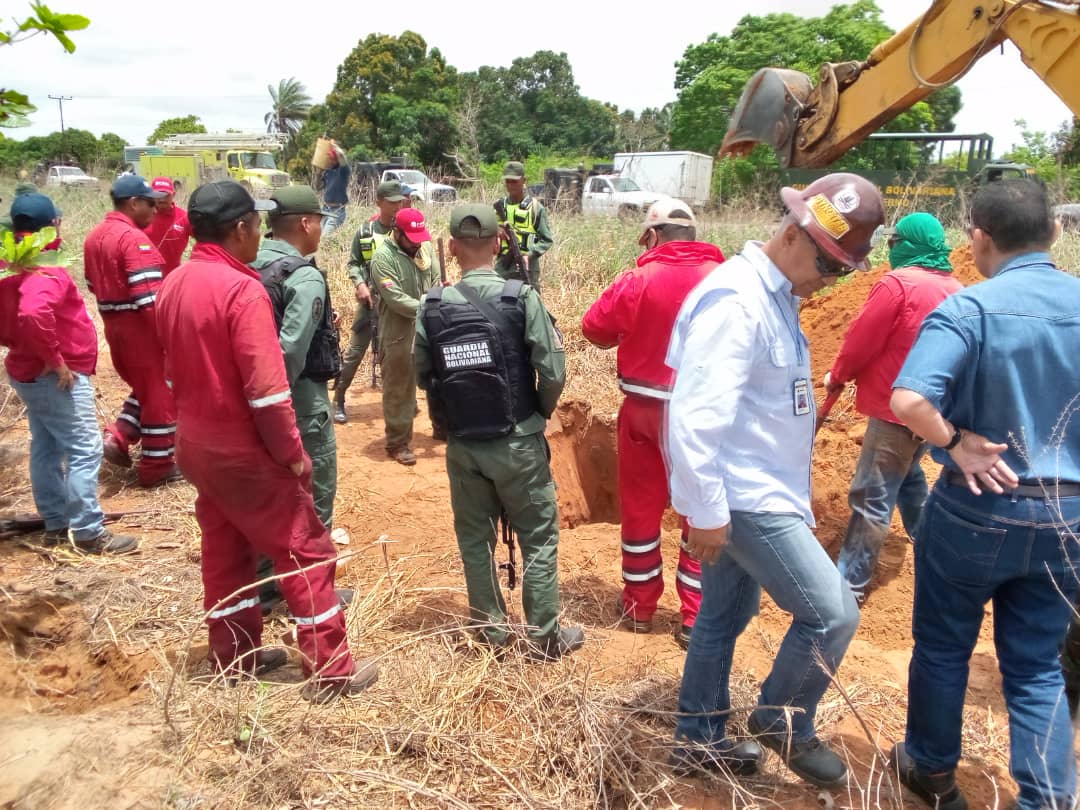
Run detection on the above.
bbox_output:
[502,161,526,180]
[269,185,323,216]
[376,180,406,201]
[450,203,499,239]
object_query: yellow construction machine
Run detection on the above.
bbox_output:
[722,0,1080,168]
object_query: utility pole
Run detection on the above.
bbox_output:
[48,95,72,163]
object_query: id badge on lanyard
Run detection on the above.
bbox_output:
[793,378,811,416]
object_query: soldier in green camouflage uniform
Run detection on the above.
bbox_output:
[414,203,584,660]
[494,161,554,291]
[334,180,407,424]
[370,208,440,465]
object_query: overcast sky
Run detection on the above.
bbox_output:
[7,0,1073,157]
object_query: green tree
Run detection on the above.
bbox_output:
[265,77,312,138]
[148,114,206,145]
[97,131,126,168]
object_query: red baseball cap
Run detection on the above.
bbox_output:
[394,208,431,243]
[151,176,175,195]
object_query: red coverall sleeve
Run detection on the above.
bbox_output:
[229,291,305,468]
[118,230,165,306]
[581,270,641,349]
[16,274,64,370]
[830,276,902,385]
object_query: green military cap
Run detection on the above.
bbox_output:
[450,203,500,239]
[14,182,38,196]
[502,161,526,180]
[269,185,323,216]
[376,180,406,201]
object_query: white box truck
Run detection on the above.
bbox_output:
[612,151,714,209]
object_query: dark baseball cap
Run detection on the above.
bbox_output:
[189,180,274,226]
[376,180,406,201]
[11,193,59,231]
[268,185,323,216]
[502,161,526,180]
[111,174,166,200]
[450,204,499,239]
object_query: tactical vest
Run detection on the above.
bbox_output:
[421,279,539,440]
[498,197,538,255]
[357,221,389,263]
[259,256,342,383]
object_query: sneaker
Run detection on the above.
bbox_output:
[676,624,693,650]
[890,742,968,810]
[301,658,379,703]
[616,597,652,633]
[669,740,764,778]
[139,465,184,488]
[387,446,417,466]
[41,528,69,546]
[333,400,347,425]
[102,432,132,468]
[73,530,140,556]
[747,712,848,787]
[526,626,585,662]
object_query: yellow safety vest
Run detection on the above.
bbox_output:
[499,197,538,255]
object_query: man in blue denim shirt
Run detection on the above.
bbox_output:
[318,148,350,237]
[890,179,1080,810]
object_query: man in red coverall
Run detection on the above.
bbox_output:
[156,180,376,701]
[83,175,179,487]
[143,177,192,275]
[581,199,724,648]
[824,212,962,602]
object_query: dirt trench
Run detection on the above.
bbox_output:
[546,400,620,528]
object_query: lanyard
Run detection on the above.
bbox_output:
[770,290,805,366]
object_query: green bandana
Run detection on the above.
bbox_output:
[888,212,952,272]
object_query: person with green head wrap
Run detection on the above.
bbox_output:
[822,211,963,603]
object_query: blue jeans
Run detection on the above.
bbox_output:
[675,511,860,747]
[838,417,928,593]
[321,204,346,237]
[10,373,105,541]
[907,482,1080,810]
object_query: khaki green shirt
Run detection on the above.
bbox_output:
[346,217,393,287]
[370,236,440,348]
[251,238,331,418]
[414,267,566,437]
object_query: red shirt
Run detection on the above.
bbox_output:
[581,240,724,398]
[83,211,165,316]
[156,243,304,468]
[144,205,192,274]
[0,267,98,382]
[830,266,963,423]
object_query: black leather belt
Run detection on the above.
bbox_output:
[945,471,1080,497]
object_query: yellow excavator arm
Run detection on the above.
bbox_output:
[722,0,1080,168]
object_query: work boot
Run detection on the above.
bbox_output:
[102,432,132,468]
[676,624,693,650]
[333,397,347,425]
[139,465,184,488]
[616,597,652,633]
[669,739,764,778]
[748,712,848,787]
[41,528,69,546]
[890,743,968,810]
[387,445,417,466]
[73,530,140,556]
[302,658,379,703]
[526,626,585,662]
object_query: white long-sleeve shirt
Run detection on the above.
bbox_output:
[666,241,816,530]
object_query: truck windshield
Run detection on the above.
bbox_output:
[238,152,278,170]
[609,177,641,192]
[57,167,83,176]
[397,171,427,185]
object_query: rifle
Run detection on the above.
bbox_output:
[437,237,447,285]
[370,299,381,389]
[493,200,534,287]
[498,511,517,590]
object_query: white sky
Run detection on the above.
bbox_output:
[6,0,1073,156]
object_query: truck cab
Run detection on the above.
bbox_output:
[44,165,99,189]
[380,169,456,203]
[581,175,671,217]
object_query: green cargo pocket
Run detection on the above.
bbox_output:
[530,481,557,504]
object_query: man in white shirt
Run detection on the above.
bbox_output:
[666,174,884,786]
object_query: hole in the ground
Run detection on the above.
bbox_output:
[547,400,620,528]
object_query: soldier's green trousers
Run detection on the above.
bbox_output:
[446,431,561,645]
[336,304,374,398]
[299,409,337,528]
[380,333,416,450]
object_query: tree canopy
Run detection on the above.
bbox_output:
[148,115,207,145]
[266,78,312,139]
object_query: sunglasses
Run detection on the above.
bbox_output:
[801,227,856,277]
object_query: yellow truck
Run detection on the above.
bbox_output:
[137,133,291,198]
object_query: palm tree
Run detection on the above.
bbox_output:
[265,78,312,138]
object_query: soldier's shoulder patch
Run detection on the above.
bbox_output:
[312,296,324,322]
[381,278,395,289]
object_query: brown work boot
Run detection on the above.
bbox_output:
[386,445,417,466]
[302,658,379,703]
[102,432,132,468]
[616,597,653,633]
[73,530,140,555]
[139,464,184,488]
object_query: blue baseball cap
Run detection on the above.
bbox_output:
[111,174,166,200]
[11,193,59,231]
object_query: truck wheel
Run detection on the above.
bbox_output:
[618,205,639,221]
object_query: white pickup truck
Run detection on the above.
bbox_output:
[44,165,100,189]
[581,174,672,217]
[380,168,456,203]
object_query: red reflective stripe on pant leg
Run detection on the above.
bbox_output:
[676,541,703,627]
[617,397,670,620]
[128,358,177,483]
[113,391,141,444]
[196,489,262,669]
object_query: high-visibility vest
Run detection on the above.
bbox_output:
[498,197,538,254]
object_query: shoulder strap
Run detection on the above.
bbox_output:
[455,281,516,338]
[501,279,525,302]
[263,255,312,280]
[427,285,445,303]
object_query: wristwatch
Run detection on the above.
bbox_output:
[942,426,963,451]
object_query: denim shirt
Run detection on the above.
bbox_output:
[322,164,350,206]
[666,242,815,530]
[894,251,1080,482]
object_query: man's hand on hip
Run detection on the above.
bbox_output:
[949,431,1019,495]
[685,524,729,565]
[51,364,74,391]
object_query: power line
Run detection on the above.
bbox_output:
[48,95,72,160]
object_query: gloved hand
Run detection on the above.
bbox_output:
[823,371,843,393]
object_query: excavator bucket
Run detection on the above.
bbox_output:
[720,68,814,167]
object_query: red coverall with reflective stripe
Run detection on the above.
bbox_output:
[83,211,176,484]
[156,242,354,679]
[143,205,192,275]
[581,240,725,627]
